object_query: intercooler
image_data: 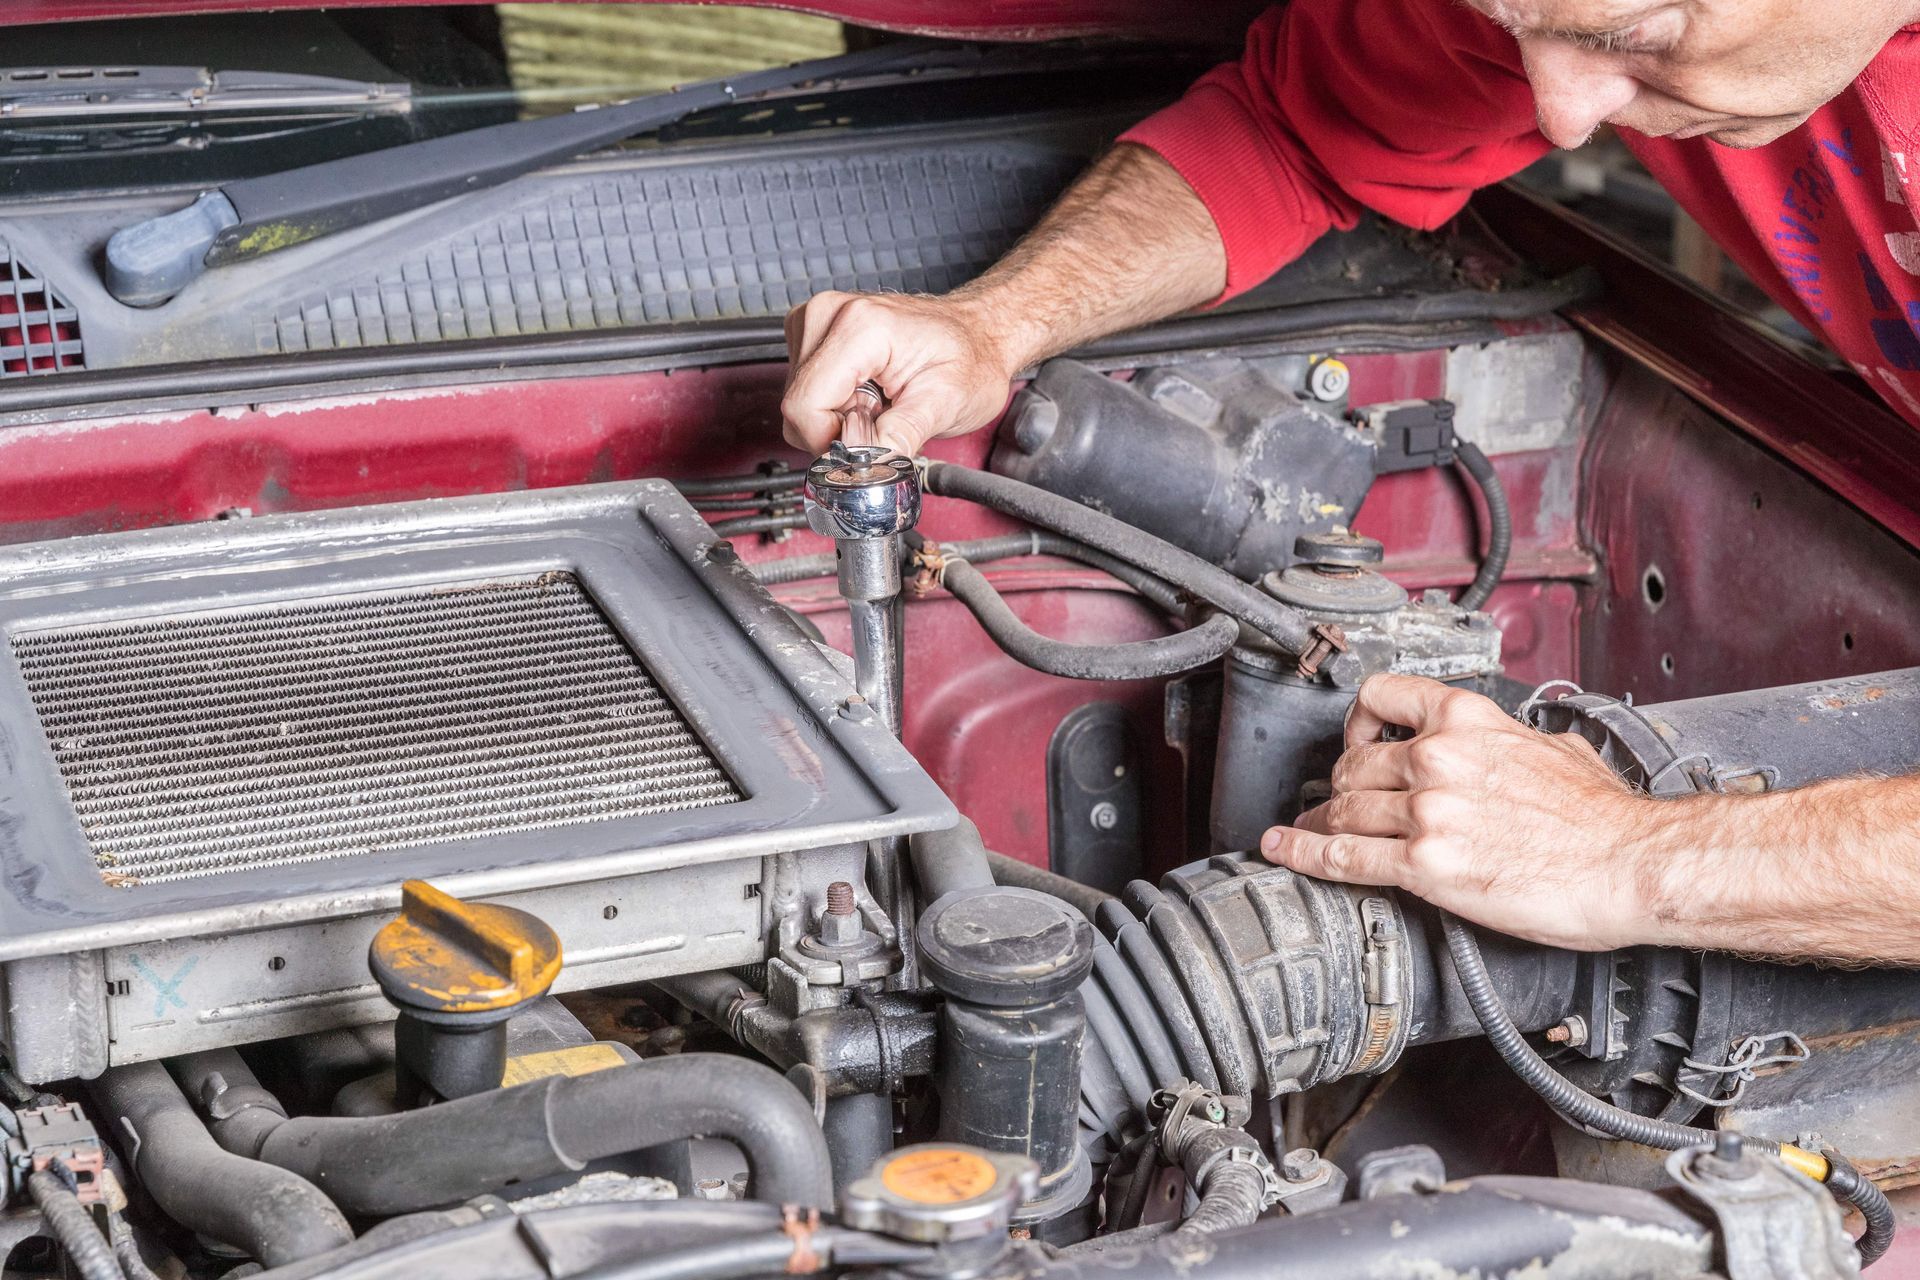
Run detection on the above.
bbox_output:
[0,483,953,1081]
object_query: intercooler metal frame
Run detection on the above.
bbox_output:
[0,481,954,962]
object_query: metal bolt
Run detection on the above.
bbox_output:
[1089,801,1120,831]
[1306,357,1351,402]
[1714,1131,1745,1163]
[694,1178,731,1201]
[1281,1149,1321,1182]
[1544,1015,1588,1047]
[840,696,877,724]
[706,540,739,564]
[817,881,866,947]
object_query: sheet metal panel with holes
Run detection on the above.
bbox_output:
[0,481,952,1078]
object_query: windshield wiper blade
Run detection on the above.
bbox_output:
[103,40,954,308]
[0,66,410,121]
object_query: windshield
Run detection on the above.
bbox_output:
[0,5,854,195]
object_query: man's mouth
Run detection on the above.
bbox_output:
[1663,116,1739,140]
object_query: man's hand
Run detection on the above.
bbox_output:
[1260,673,1660,951]
[778,144,1226,456]
[780,293,1019,457]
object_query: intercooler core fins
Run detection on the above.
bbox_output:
[12,573,742,886]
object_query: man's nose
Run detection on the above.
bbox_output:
[1518,38,1639,149]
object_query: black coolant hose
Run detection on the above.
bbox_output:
[920,461,1323,660]
[177,1049,833,1217]
[940,556,1238,680]
[91,1061,354,1267]
[25,1169,122,1280]
[759,530,1191,619]
[1440,913,1895,1265]
[710,512,809,538]
[1453,441,1511,611]
[674,471,808,498]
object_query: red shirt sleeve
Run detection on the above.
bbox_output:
[1121,0,1552,301]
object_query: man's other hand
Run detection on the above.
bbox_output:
[780,292,1019,457]
[1260,673,1658,951]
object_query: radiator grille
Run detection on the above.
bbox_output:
[12,574,742,886]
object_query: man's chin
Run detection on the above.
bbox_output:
[1702,116,1810,148]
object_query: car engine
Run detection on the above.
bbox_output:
[0,327,1911,1280]
[0,25,1908,1271]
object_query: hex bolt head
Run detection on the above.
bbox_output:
[840,696,877,724]
[1089,801,1120,831]
[1282,1149,1321,1182]
[706,540,739,564]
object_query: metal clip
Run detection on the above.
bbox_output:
[1678,1031,1811,1108]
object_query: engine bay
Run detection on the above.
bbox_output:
[0,24,1917,1280]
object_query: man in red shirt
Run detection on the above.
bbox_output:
[780,0,1920,963]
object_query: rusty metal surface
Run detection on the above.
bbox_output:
[1725,1019,1920,1190]
[1480,182,1920,555]
[1576,363,1920,702]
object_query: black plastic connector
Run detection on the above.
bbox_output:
[1361,399,1457,473]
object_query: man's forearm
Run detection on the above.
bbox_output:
[1631,774,1920,962]
[946,143,1227,373]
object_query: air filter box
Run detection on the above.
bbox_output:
[0,483,952,1081]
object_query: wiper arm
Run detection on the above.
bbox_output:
[103,40,953,308]
[1,65,410,120]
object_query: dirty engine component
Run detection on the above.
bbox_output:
[0,483,952,1083]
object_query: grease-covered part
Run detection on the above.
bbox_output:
[370,880,563,1103]
[370,880,561,1017]
[1017,1176,1716,1280]
[1210,576,1500,849]
[993,357,1376,580]
[919,887,1096,1224]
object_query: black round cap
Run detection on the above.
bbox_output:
[1293,530,1384,567]
[917,886,1096,1008]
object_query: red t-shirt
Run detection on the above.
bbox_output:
[1120,1,1920,426]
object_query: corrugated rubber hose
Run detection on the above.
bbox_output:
[1453,441,1510,612]
[26,1169,123,1280]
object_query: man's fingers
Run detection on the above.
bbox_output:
[1345,673,1457,747]
[1330,740,1415,794]
[785,292,848,367]
[865,403,935,456]
[1295,790,1411,838]
[781,316,893,452]
[1259,826,1408,887]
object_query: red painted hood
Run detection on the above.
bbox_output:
[0,0,1264,39]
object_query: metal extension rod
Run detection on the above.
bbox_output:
[801,385,920,734]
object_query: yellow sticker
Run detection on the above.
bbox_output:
[501,1043,628,1087]
[880,1148,998,1205]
